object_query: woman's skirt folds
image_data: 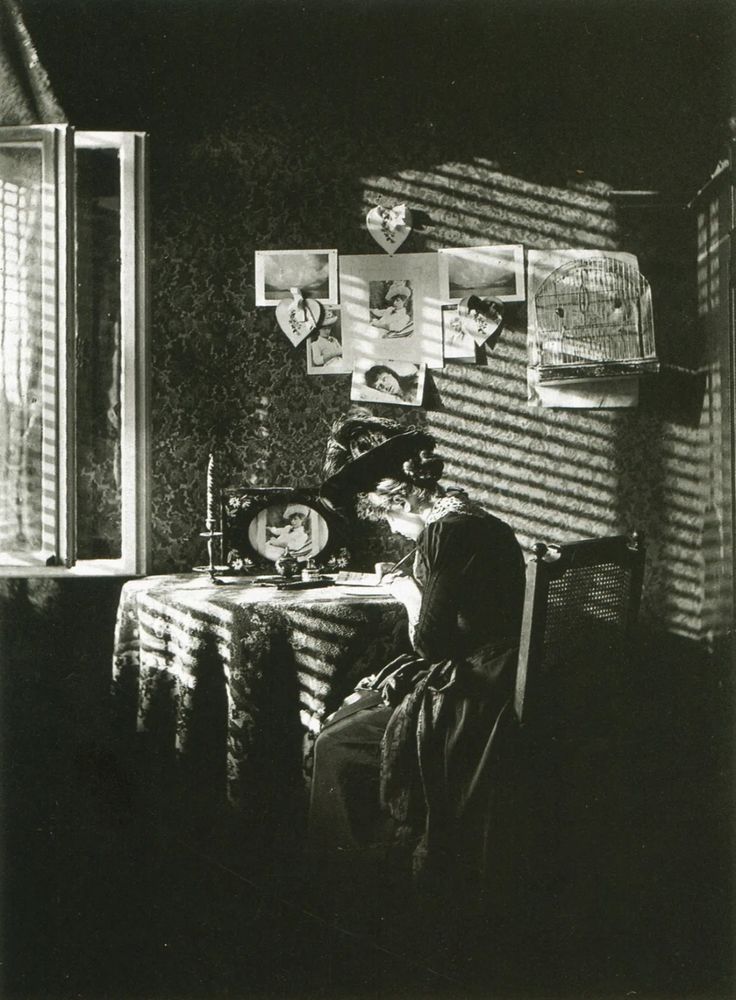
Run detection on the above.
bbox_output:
[308,641,522,899]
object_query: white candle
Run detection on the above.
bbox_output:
[206,453,216,523]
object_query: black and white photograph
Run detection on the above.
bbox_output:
[455,294,504,345]
[442,304,477,362]
[220,487,339,570]
[1,3,733,1000]
[306,307,351,374]
[368,279,414,338]
[438,243,525,302]
[255,248,338,306]
[349,357,425,406]
[339,252,444,368]
[250,501,324,562]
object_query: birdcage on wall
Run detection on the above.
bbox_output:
[528,252,659,384]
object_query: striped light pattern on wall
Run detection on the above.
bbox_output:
[357,158,717,640]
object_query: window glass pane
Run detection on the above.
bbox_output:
[75,147,122,559]
[0,144,46,564]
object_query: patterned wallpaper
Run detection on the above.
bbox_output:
[3,0,727,642]
[148,93,724,640]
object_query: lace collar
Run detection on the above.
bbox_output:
[425,489,481,525]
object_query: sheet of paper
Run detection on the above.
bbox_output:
[527,369,640,408]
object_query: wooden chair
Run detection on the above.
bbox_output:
[514,531,645,730]
[508,533,646,974]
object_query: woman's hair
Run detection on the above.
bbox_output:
[356,449,445,522]
[364,364,417,400]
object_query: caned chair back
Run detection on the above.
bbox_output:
[513,532,645,730]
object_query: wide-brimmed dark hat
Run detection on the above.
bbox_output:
[319,414,434,505]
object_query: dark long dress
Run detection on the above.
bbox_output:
[308,499,526,895]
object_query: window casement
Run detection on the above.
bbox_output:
[0,124,149,576]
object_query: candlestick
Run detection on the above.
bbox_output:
[197,451,223,582]
[206,452,216,525]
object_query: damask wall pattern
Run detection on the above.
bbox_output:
[149,102,428,576]
[0,0,722,650]
[148,91,719,640]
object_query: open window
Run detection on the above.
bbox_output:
[0,124,149,575]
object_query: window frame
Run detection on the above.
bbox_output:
[0,124,150,577]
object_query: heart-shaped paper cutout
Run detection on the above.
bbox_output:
[275,288,324,346]
[457,296,504,345]
[366,203,413,255]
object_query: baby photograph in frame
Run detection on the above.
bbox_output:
[221,488,337,570]
[253,501,322,563]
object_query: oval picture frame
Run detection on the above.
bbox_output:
[221,487,343,572]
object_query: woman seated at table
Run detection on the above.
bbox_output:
[310,410,526,905]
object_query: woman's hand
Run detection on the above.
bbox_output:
[383,574,422,626]
[384,573,416,598]
[374,562,400,582]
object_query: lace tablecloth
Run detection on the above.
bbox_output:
[112,574,405,816]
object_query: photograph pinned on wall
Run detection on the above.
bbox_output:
[350,357,426,407]
[456,295,505,345]
[255,249,338,306]
[369,279,414,339]
[306,307,351,375]
[438,244,525,303]
[339,253,443,368]
[442,305,477,363]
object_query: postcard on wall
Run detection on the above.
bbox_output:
[438,244,525,303]
[339,253,443,369]
[255,249,338,306]
[350,357,426,407]
[442,305,477,363]
[305,307,351,375]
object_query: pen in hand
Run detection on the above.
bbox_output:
[376,548,416,582]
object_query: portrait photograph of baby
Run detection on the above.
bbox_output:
[248,501,327,563]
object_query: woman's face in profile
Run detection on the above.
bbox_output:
[385,508,424,539]
[374,371,400,395]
